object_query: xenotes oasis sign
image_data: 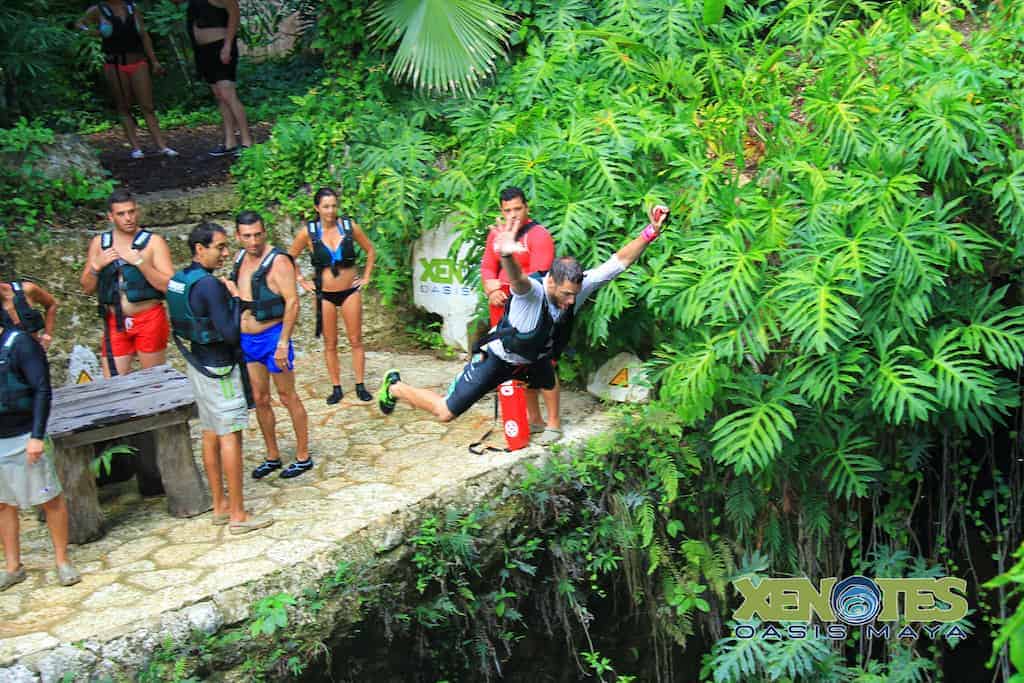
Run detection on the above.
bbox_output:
[412,222,478,351]
[731,575,970,641]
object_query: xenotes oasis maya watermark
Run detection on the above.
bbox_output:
[731,575,970,641]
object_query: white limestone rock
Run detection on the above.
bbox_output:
[586,352,650,403]
[65,345,101,386]
[0,665,37,683]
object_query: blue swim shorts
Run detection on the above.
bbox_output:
[241,322,294,373]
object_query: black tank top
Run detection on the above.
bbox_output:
[99,1,144,62]
[187,0,229,30]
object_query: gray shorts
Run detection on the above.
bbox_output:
[0,433,63,508]
[186,363,250,436]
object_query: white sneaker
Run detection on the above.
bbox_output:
[159,147,179,157]
[129,148,144,159]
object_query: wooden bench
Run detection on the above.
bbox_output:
[48,365,211,544]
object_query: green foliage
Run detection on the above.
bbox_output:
[0,1,100,125]
[0,119,113,243]
[985,541,1024,679]
[249,593,296,637]
[89,444,138,479]
[230,2,1024,675]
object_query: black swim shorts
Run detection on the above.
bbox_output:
[443,351,557,418]
[194,38,238,84]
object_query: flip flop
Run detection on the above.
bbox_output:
[529,423,546,435]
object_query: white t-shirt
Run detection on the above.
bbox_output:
[485,255,627,364]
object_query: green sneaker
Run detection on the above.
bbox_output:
[378,369,401,415]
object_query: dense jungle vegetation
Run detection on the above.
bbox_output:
[6,0,1024,680]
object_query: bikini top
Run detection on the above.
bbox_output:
[99,1,144,59]
[187,0,229,30]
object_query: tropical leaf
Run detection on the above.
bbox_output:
[777,258,861,354]
[711,380,801,474]
[791,344,867,410]
[803,70,878,163]
[815,423,881,500]
[866,330,938,425]
[765,635,833,679]
[987,150,1024,243]
[707,626,772,682]
[957,287,1024,369]
[652,336,723,423]
[367,0,516,93]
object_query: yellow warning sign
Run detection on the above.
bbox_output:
[76,371,93,384]
[609,368,629,386]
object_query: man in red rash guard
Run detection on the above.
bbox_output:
[480,187,562,445]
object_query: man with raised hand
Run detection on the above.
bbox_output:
[378,204,669,426]
[166,223,271,535]
[480,187,562,444]
[231,211,311,480]
[80,189,174,377]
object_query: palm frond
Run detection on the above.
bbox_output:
[368,0,516,93]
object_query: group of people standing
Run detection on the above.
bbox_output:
[0,183,668,591]
[76,0,252,159]
[0,186,378,588]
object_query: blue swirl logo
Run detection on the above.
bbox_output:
[831,576,882,625]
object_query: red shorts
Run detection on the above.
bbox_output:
[103,304,169,357]
[104,60,147,76]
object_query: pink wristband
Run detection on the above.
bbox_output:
[641,224,658,243]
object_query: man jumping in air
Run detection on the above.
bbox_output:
[377,204,669,424]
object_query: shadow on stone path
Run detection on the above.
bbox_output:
[0,349,613,673]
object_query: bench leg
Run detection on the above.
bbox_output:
[131,432,166,497]
[53,444,105,544]
[153,422,212,518]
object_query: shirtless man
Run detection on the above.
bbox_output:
[80,189,174,377]
[231,212,311,480]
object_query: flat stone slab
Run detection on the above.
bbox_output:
[0,350,614,676]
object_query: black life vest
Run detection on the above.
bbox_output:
[166,267,254,408]
[0,330,33,414]
[1,282,45,334]
[477,273,576,362]
[307,218,356,275]
[97,230,165,312]
[230,248,290,322]
[166,268,224,346]
[99,2,144,63]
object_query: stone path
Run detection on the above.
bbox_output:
[0,350,612,676]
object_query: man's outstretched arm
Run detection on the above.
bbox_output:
[615,205,670,267]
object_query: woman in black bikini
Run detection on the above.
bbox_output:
[290,188,377,405]
[75,0,176,159]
